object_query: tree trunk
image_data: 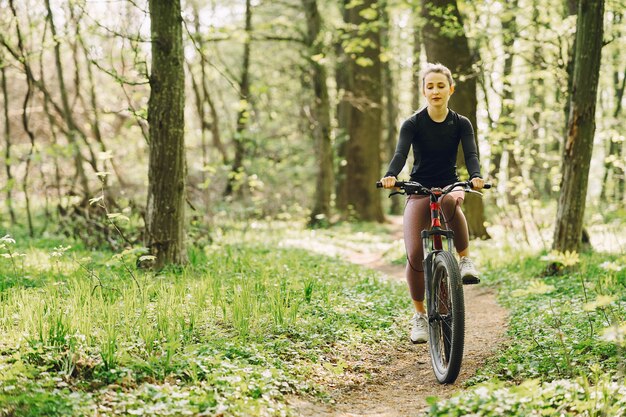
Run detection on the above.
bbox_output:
[226,0,252,196]
[190,5,228,168]
[45,0,92,198]
[1,59,16,224]
[302,0,334,227]
[502,0,523,205]
[341,0,384,222]
[489,0,518,187]
[412,13,423,111]
[600,12,624,203]
[381,0,402,215]
[530,0,552,195]
[562,0,578,140]
[553,0,605,253]
[421,0,489,238]
[334,13,352,214]
[146,0,188,268]
[20,67,36,237]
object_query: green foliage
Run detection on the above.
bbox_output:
[0,230,408,416]
[0,385,73,417]
[480,252,624,381]
[427,250,626,415]
[428,376,626,417]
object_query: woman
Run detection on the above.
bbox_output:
[380,63,485,344]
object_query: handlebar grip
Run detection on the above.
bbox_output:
[483,183,492,189]
[376,181,383,188]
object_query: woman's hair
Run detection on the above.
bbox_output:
[420,63,454,88]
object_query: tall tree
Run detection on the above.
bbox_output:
[302,0,334,227]
[421,0,489,238]
[1,56,16,224]
[562,0,578,134]
[146,0,188,268]
[529,0,551,195]
[412,11,423,111]
[45,0,92,198]
[334,19,352,213]
[499,0,522,204]
[226,0,253,196]
[381,0,402,215]
[553,0,605,252]
[600,12,625,203]
[340,0,384,222]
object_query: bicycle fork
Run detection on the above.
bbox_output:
[422,193,455,311]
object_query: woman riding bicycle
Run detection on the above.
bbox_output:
[380,63,485,344]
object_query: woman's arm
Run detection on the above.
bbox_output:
[384,118,415,178]
[458,116,481,179]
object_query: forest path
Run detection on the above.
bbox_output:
[285,217,509,416]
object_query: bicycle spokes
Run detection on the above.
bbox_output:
[428,252,465,384]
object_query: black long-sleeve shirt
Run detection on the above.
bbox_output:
[384,108,482,188]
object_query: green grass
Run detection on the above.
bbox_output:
[0,229,409,416]
[427,249,626,416]
[5,218,626,416]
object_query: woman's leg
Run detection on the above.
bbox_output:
[403,195,431,313]
[440,192,469,254]
[441,192,480,282]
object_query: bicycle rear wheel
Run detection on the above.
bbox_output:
[428,251,465,383]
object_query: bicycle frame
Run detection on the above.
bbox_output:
[421,189,455,257]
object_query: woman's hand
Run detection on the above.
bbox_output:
[470,177,485,190]
[380,176,398,189]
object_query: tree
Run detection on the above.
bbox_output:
[1,54,16,224]
[498,0,522,204]
[553,0,605,252]
[302,0,334,227]
[226,0,253,196]
[45,0,93,198]
[334,16,352,214]
[146,0,188,268]
[600,12,625,203]
[420,0,489,238]
[340,0,384,222]
[381,0,402,215]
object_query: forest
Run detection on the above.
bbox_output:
[0,0,625,416]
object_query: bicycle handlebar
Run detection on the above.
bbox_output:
[375,180,492,196]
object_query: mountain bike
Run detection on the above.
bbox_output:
[376,179,491,383]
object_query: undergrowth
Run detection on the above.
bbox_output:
[427,249,626,416]
[0,229,408,417]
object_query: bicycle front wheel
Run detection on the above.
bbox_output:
[428,251,465,384]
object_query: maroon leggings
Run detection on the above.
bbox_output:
[403,192,469,301]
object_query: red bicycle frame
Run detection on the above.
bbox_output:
[422,188,455,258]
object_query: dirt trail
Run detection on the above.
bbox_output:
[287,220,509,417]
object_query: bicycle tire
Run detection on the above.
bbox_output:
[427,251,465,383]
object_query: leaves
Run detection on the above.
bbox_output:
[599,261,624,272]
[89,195,104,205]
[583,295,617,311]
[107,213,130,223]
[0,235,16,245]
[601,323,626,346]
[540,250,580,267]
[510,279,555,297]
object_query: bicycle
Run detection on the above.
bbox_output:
[376,179,491,383]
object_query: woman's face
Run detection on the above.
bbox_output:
[423,72,454,109]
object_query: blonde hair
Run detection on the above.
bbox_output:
[420,63,454,89]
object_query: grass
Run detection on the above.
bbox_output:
[3,216,626,416]
[427,249,626,416]
[0,225,409,416]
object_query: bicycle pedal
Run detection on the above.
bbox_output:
[462,276,481,285]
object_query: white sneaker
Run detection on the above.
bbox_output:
[459,256,480,284]
[410,312,428,344]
